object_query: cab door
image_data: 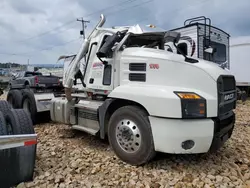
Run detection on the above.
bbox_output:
[86,33,114,93]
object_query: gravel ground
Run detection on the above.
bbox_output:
[12,100,249,188]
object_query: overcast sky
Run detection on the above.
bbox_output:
[0,0,249,65]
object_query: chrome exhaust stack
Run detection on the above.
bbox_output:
[63,14,106,101]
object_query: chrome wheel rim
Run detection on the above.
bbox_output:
[116,119,141,153]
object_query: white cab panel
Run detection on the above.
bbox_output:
[149,116,214,153]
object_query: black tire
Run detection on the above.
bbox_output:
[0,111,7,135]
[21,89,37,124]
[0,111,8,183]
[24,83,30,89]
[108,105,156,166]
[0,100,11,116]
[0,111,19,188]
[5,109,37,183]
[7,89,23,109]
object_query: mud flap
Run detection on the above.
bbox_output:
[98,98,115,139]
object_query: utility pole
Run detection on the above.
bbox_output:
[77,18,90,40]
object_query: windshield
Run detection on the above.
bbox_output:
[123,32,166,49]
[204,40,227,63]
[25,72,42,77]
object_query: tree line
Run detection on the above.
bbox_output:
[0,62,25,69]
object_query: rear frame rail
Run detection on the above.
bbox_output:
[0,134,37,150]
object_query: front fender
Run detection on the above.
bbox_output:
[108,85,182,118]
[108,85,217,118]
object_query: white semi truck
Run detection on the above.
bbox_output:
[7,15,237,165]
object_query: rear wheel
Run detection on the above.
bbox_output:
[7,89,23,108]
[108,105,156,166]
[21,89,37,124]
[24,81,30,89]
[0,111,20,187]
[5,109,36,183]
[0,111,9,186]
[0,100,11,116]
[8,83,12,90]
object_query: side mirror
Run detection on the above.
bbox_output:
[164,31,181,43]
[96,32,123,58]
[11,75,16,80]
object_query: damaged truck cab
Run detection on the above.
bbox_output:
[51,15,236,165]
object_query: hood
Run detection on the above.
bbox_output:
[121,47,232,81]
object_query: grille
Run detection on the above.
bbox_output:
[221,76,236,91]
[129,63,146,71]
[129,73,146,82]
[217,75,236,116]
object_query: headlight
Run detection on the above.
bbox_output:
[174,92,206,119]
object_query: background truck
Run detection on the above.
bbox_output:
[9,70,61,90]
[7,14,237,166]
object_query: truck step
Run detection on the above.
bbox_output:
[71,93,88,99]
[72,125,98,135]
[74,100,104,111]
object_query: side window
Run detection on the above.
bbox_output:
[100,35,109,48]
[99,34,113,58]
[18,72,24,78]
[84,42,98,84]
[177,43,188,56]
[204,39,226,63]
[86,42,98,63]
[103,65,112,86]
[25,72,33,77]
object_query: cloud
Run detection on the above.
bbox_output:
[0,0,249,64]
[8,0,46,15]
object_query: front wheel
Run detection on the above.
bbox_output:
[108,105,156,166]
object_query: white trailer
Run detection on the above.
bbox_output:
[229,36,250,94]
[166,16,230,69]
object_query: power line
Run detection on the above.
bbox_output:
[3,0,211,58]
[0,52,30,57]
[0,1,155,57]
[14,0,139,44]
[20,38,80,55]
[7,0,145,51]
[17,20,76,43]
[10,0,208,45]
[105,0,154,17]
[84,0,138,18]
[0,38,79,57]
